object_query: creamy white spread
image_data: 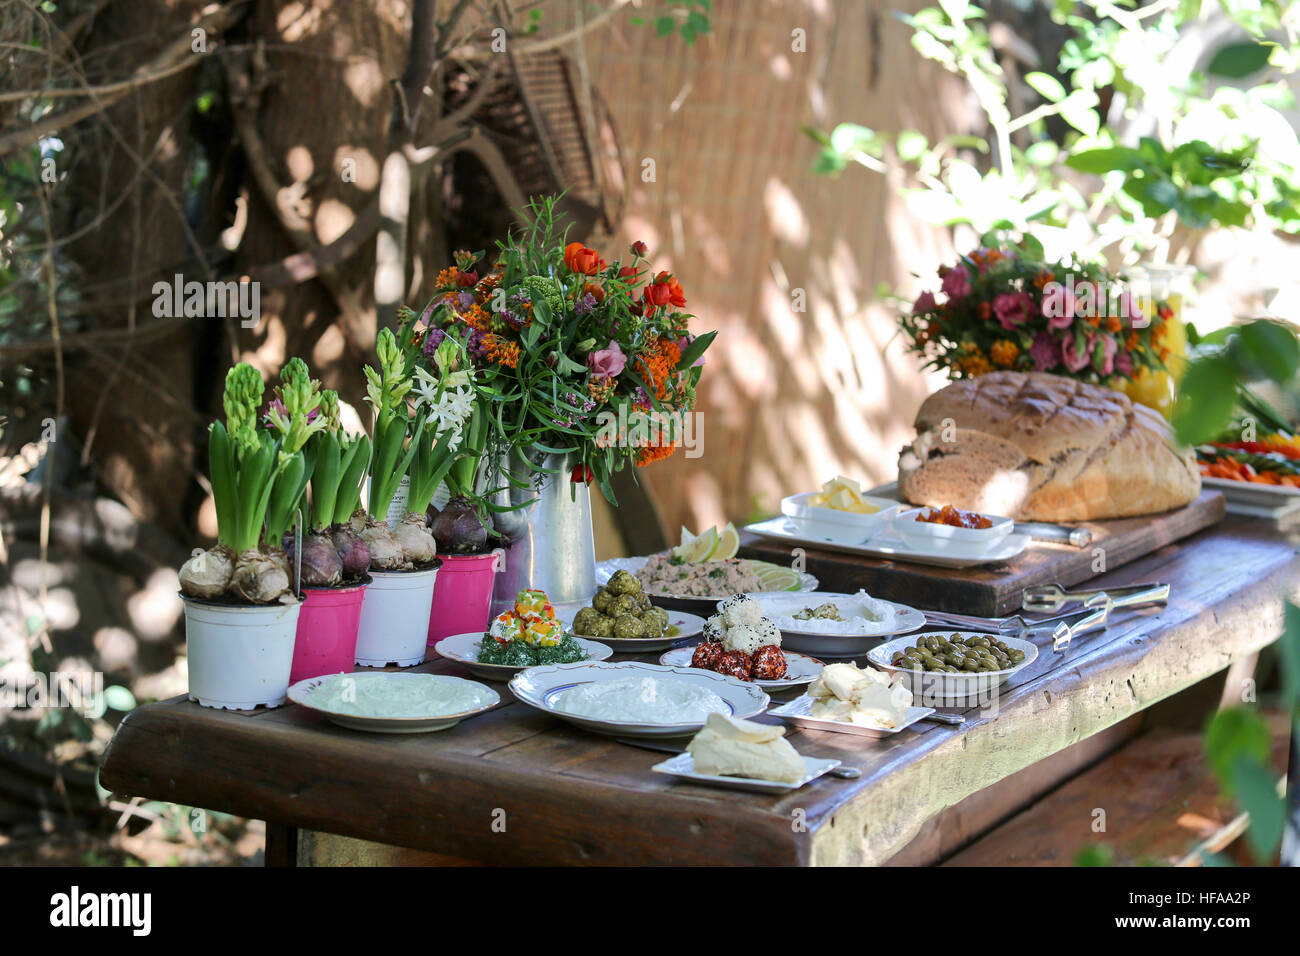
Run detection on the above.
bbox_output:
[308,674,489,719]
[551,676,730,725]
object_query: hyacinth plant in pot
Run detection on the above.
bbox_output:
[353,329,444,667]
[285,387,375,683]
[413,195,715,612]
[396,326,510,644]
[177,362,317,710]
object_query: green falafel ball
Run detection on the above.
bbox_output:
[606,569,640,595]
[609,593,640,617]
[586,616,615,639]
[613,615,647,640]
[572,607,601,635]
[591,588,614,613]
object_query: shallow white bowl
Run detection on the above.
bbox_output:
[780,491,899,540]
[893,507,1014,553]
[867,631,1037,707]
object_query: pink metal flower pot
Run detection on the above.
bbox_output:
[427,551,501,645]
[289,581,368,684]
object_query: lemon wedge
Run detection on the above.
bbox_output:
[710,522,740,560]
[674,526,717,562]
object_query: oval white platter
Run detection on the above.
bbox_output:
[433,632,613,681]
[509,660,770,739]
[595,556,819,604]
[558,608,706,651]
[866,631,1039,707]
[287,672,499,733]
[723,592,925,659]
[657,646,825,690]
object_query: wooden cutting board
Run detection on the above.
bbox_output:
[739,489,1227,617]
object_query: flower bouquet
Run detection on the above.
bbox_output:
[403,195,714,503]
[901,247,1178,404]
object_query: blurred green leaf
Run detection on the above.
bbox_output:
[1207,41,1272,78]
[1172,354,1240,445]
[103,685,137,712]
[1233,320,1300,383]
[1204,707,1271,789]
[1231,756,1284,861]
[1025,71,1066,102]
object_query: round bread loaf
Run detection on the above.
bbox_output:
[897,371,1201,520]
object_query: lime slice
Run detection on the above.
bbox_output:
[710,522,740,560]
[674,526,717,562]
[753,562,800,592]
[679,526,696,549]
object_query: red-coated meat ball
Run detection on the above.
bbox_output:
[751,645,787,681]
[691,640,723,670]
[714,650,753,681]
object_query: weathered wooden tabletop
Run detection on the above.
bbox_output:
[99,516,1300,866]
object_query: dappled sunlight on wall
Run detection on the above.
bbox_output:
[574,0,967,537]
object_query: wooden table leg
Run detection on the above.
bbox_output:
[264,822,298,867]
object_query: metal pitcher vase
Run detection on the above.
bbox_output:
[487,451,596,615]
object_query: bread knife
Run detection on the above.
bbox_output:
[1012,521,1092,548]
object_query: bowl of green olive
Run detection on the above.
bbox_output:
[867,631,1037,706]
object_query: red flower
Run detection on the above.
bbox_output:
[571,463,594,483]
[455,269,479,288]
[564,242,604,276]
[631,240,648,258]
[643,271,686,309]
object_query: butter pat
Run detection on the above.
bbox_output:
[686,713,806,783]
[810,476,880,514]
[808,662,912,729]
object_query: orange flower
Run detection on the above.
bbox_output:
[484,334,520,369]
[1106,315,1122,333]
[990,339,1019,368]
[435,267,459,288]
[582,281,606,304]
[643,272,686,309]
[976,301,992,321]
[1125,331,1140,350]
[564,242,604,276]
[636,441,678,467]
[1033,270,1054,290]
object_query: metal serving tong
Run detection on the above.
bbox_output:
[1022,581,1170,613]
[925,597,1110,646]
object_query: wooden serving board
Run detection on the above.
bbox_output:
[739,489,1227,617]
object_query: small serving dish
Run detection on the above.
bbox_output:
[657,646,825,690]
[433,632,613,681]
[650,752,842,792]
[867,631,1038,707]
[558,607,706,652]
[893,506,1014,553]
[287,672,499,733]
[779,492,900,541]
[768,694,935,738]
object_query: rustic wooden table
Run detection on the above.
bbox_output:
[99,516,1299,866]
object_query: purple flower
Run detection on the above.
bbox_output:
[941,265,971,301]
[1060,334,1091,373]
[1094,334,1117,377]
[994,292,1034,331]
[912,291,937,314]
[574,292,598,316]
[466,328,488,362]
[588,340,627,377]
[1029,333,1059,371]
[1042,286,1077,330]
[457,291,475,311]
[421,327,447,356]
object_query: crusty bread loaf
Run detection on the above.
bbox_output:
[897,371,1201,521]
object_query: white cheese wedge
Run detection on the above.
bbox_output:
[686,713,806,782]
[808,662,912,729]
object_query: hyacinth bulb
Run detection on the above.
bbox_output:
[179,546,234,599]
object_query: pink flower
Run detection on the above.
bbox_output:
[993,292,1034,331]
[675,334,704,368]
[587,340,627,377]
[1116,291,1144,328]
[1094,334,1118,377]
[1061,334,1091,373]
[1114,349,1134,378]
[1029,333,1059,371]
[941,265,971,301]
[912,291,937,314]
[1042,285,1077,330]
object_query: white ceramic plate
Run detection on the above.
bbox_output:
[742,516,1031,569]
[893,507,1015,552]
[595,556,819,603]
[1202,475,1300,518]
[558,608,706,651]
[657,646,825,690]
[722,595,925,639]
[433,631,613,681]
[768,695,935,738]
[650,752,841,792]
[508,660,770,739]
[867,631,1039,707]
[779,491,900,540]
[287,672,499,733]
